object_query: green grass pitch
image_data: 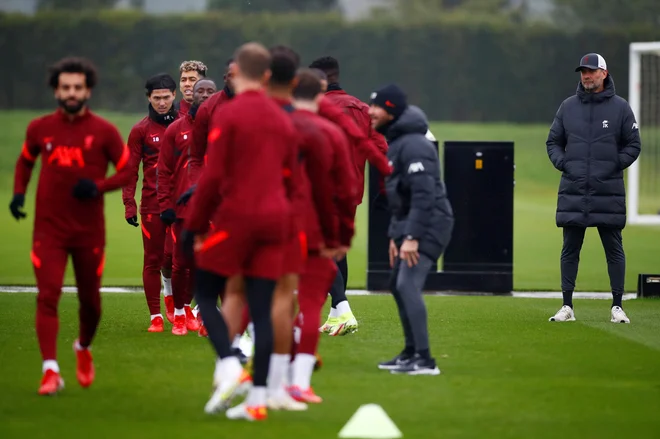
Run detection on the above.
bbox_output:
[1,111,660,438]
[1,110,660,291]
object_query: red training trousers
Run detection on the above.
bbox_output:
[296,256,337,355]
[163,226,173,272]
[32,233,105,361]
[141,214,166,315]
[171,221,193,309]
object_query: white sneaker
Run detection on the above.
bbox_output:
[610,306,630,323]
[549,305,576,322]
[267,389,308,411]
[204,358,243,414]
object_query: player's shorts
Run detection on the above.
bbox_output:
[195,216,291,281]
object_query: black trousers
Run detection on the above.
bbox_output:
[561,226,625,294]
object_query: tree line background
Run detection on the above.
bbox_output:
[2,1,659,123]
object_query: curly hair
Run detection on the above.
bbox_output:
[179,60,208,77]
[48,57,98,89]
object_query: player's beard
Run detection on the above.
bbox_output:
[58,97,87,114]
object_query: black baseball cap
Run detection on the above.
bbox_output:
[575,53,607,72]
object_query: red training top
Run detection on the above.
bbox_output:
[157,113,195,220]
[122,115,177,218]
[13,108,130,243]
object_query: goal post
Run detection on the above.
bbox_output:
[627,41,660,225]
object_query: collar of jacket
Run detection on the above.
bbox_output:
[188,103,199,120]
[327,83,342,92]
[148,104,178,126]
[576,74,616,103]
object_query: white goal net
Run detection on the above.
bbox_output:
[628,41,660,225]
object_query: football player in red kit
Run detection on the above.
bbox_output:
[288,69,357,403]
[310,56,391,336]
[259,47,342,411]
[157,78,217,334]
[9,57,131,395]
[122,74,181,331]
[159,60,209,303]
[182,42,298,421]
[177,60,208,116]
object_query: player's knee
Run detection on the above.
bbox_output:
[144,252,163,271]
[36,293,59,316]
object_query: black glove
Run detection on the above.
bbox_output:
[72,179,99,200]
[126,216,139,227]
[180,229,196,261]
[160,208,176,226]
[9,193,26,221]
[176,185,197,206]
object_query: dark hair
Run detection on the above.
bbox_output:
[48,56,98,89]
[309,56,339,81]
[145,73,176,96]
[193,78,217,91]
[269,46,300,86]
[293,68,322,100]
[234,42,272,81]
[310,68,328,81]
[225,58,234,67]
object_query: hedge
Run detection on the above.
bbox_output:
[1,11,659,123]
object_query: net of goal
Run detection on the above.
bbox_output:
[628,41,660,225]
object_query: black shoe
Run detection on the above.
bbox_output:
[390,354,441,375]
[232,348,248,365]
[378,351,413,370]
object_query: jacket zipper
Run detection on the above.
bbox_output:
[585,103,592,216]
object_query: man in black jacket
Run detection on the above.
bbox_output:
[546,53,641,324]
[368,84,454,375]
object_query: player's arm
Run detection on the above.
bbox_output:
[11,120,41,220]
[331,132,358,247]
[121,125,143,219]
[618,104,641,170]
[305,131,339,248]
[184,118,229,235]
[157,125,176,212]
[546,102,567,172]
[91,124,131,194]
[189,101,210,185]
[400,141,437,241]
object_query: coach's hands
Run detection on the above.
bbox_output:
[176,185,197,206]
[160,209,176,226]
[400,238,419,268]
[72,179,99,200]
[389,239,398,268]
[126,216,139,227]
[9,193,26,221]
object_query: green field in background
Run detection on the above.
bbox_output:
[1,111,660,291]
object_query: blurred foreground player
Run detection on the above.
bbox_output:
[182,42,299,421]
[10,57,131,394]
[289,69,357,403]
[310,56,390,336]
[263,48,341,410]
[369,84,453,375]
[157,79,217,334]
[122,74,179,329]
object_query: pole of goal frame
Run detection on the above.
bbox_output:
[627,43,641,225]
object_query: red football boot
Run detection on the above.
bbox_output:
[172,314,188,336]
[185,305,200,332]
[164,296,175,323]
[38,369,64,396]
[74,340,95,388]
[148,316,164,333]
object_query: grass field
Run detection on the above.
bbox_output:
[2,110,660,291]
[1,293,659,439]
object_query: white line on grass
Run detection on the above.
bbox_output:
[0,286,637,300]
